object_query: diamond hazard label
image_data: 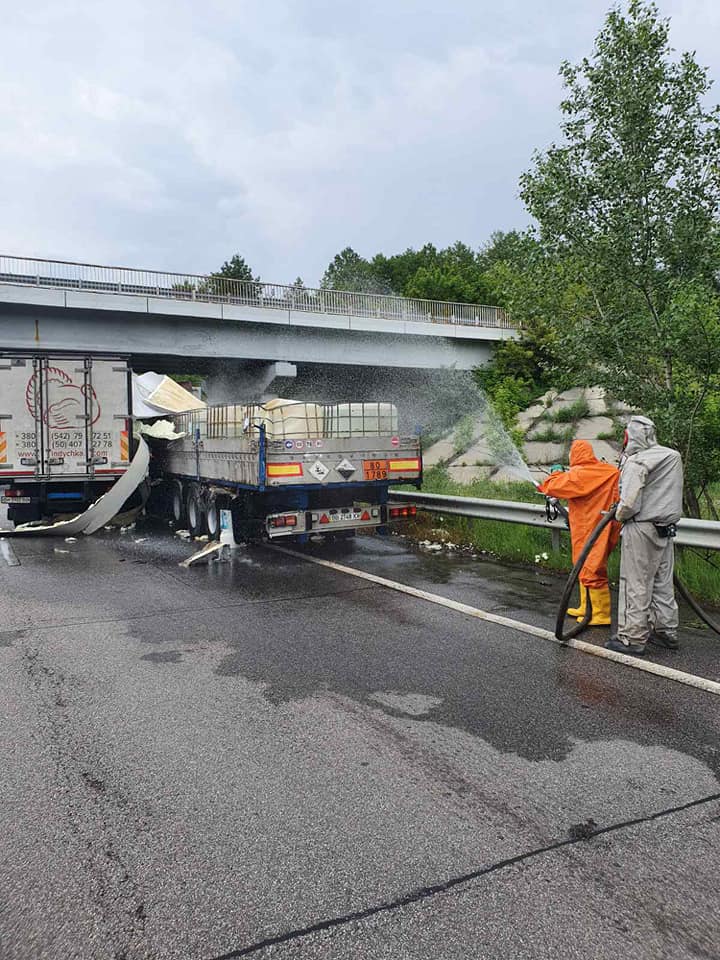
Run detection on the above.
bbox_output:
[308,460,330,481]
[336,458,356,479]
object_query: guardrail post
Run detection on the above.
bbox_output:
[551,527,561,553]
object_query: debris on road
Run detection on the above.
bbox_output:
[0,538,20,567]
[180,540,224,567]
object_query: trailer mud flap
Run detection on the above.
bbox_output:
[6,439,150,537]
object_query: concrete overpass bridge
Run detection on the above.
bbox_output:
[0,255,515,410]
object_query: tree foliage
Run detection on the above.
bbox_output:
[214,253,260,283]
[321,247,392,293]
[320,241,497,303]
[520,0,720,511]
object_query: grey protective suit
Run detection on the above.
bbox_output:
[616,417,684,646]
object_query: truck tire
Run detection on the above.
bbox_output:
[206,494,223,540]
[186,484,207,537]
[171,482,186,526]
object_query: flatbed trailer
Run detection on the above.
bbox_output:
[155,400,421,542]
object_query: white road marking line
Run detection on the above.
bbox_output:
[0,538,20,567]
[273,546,720,698]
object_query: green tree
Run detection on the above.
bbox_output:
[404,241,493,303]
[214,253,259,283]
[320,247,392,293]
[519,0,720,512]
[370,244,439,293]
[206,253,261,301]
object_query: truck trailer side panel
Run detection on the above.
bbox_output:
[1,354,133,523]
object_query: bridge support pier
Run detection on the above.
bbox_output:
[203,361,297,404]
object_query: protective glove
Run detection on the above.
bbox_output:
[549,464,565,473]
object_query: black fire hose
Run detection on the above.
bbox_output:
[552,502,720,641]
[673,571,720,635]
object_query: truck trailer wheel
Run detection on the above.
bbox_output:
[186,484,207,537]
[206,494,224,539]
[171,483,186,526]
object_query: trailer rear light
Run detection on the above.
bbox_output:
[3,488,25,498]
[389,505,417,519]
[388,458,421,473]
[269,514,298,528]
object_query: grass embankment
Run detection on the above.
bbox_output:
[408,467,720,605]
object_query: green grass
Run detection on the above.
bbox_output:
[548,398,590,423]
[529,425,574,443]
[407,467,720,605]
[675,549,720,605]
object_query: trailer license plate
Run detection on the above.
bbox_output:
[1,497,31,504]
[363,459,388,481]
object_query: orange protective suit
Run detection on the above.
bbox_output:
[537,440,620,588]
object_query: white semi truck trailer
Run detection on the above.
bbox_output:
[0,353,136,525]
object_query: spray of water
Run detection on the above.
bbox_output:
[480,398,536,484]
[413,370,536,485]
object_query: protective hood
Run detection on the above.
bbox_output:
[569,439,598,467]
[624,416,657,457]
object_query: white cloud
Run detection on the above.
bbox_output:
[0,0,718,283]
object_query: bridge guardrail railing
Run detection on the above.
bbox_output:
[0,255,512,329]
[391,490,720,551]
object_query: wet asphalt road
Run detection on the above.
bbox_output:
[1,522,719,960]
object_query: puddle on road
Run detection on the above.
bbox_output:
[369,692,443,717]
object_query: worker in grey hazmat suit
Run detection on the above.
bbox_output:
[605,416,683,657]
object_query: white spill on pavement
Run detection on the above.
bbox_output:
[273,546,720,699]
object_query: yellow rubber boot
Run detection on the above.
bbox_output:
[584,587,612,626]
[567,587,588,619]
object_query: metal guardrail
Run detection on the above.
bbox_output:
[392,490,720,551]
[0,255,512,329]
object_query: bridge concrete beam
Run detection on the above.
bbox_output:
[0,285,510,373]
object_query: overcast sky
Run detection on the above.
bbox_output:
[1,0,718,286]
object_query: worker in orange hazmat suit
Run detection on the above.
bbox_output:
[537,440,620,626]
